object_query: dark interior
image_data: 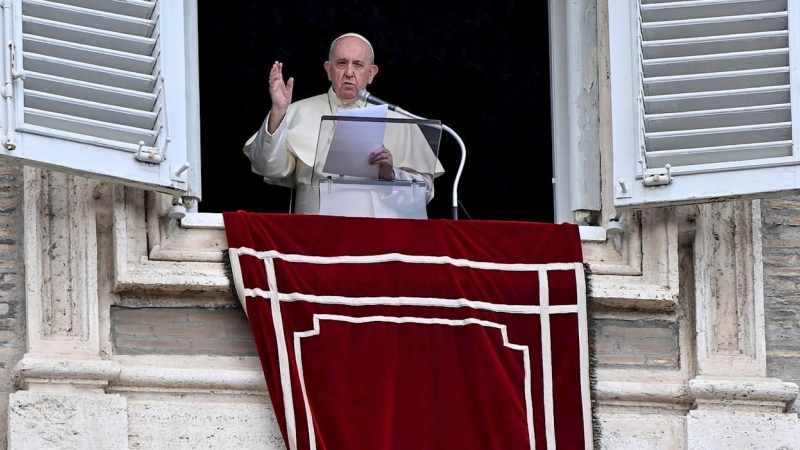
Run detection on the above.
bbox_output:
[197,1,553,222]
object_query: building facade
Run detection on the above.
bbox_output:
[3,0,800,449]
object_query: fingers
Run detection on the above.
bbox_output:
[269,61,284,88]
[268,61,292,109]
[368,148,393,166]
[368,146,389,158]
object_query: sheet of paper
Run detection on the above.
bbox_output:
[322,104,389,178]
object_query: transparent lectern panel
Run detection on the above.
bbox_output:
[313,115,443,183]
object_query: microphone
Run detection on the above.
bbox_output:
[357,89,467,221]
[357,90,398,111]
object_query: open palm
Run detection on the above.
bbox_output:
[269,61,294,110]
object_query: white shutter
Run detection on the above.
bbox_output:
[609,0,800,209]
[0,0,200,197]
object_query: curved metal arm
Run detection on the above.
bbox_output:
[395,107,466,220]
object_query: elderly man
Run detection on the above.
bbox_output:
[243,33,443,214]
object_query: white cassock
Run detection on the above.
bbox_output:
[243,88,445,214]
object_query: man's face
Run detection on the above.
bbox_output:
[324,37,378,103]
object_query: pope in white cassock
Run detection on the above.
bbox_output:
[243,33,445,215]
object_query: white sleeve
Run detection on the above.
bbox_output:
[393,168,435,203]
[242,111,296,179]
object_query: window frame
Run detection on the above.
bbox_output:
[183,0,602,227]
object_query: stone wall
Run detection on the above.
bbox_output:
[761,197,800,390]
[111,307,257,356]
[0,164,24,450]
[593,318,680,370]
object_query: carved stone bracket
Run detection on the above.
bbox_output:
[588,208,680,310]
[112,188,232,305]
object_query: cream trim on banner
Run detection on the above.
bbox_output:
[227,249,248,317]
[539,271,556,448]
[265,258,298,450]
[576,265,593,447]
[234,247,582,273]
[243,289,579,315]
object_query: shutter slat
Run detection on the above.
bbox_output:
[644,67,788,96]
[23,0,155,37]
[641,0,785,23]
[23,34,155,74]
[24,90,158,129]
[25,71,157,110]
[644,85,790,114]
[643,47,788,77]
[24,108,158,146]
[22,16,155,55]
[646,141,792,167]
[645,122,791,152]
[643,31,788,59]
[645,104,790,133]
[642,12,787,41]
[48,0,155,19]
[23,53,156,92]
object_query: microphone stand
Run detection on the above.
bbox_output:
[391,106,466,220]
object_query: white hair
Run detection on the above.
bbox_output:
[329,33,375,64]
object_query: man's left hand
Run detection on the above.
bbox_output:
[369,146,394,180]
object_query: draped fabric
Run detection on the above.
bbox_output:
[223,212,592,450]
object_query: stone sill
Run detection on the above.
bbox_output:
[180,212,609,242]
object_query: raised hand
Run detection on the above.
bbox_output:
[267,61,294,133]
[269,61,294,111]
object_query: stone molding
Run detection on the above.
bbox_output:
[688,378,799,412]
[694,201,766,378]
[13,355,268,396]
[23,168,101,356]
[129,189,681,310]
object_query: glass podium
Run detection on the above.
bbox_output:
[312,114,442,219]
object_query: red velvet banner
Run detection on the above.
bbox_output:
[223,213,592,450]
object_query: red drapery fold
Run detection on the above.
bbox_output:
[224,213,592,450]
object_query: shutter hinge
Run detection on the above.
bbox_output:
[643,164,672,187]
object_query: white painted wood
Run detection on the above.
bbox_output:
[22,34,156,73]
[182,0,201,200]
[22,111,158,147]
[24,71,157,110]
[565,0,601,215]
[53,0,155,19]
[548,0,571,223]
[644,84,790,114]
[25,90,157,128]
[23,0,155,37]
[0,0,200,196]
[22,16,156,54]
[22,53,156,90]
[609,0,800,209]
